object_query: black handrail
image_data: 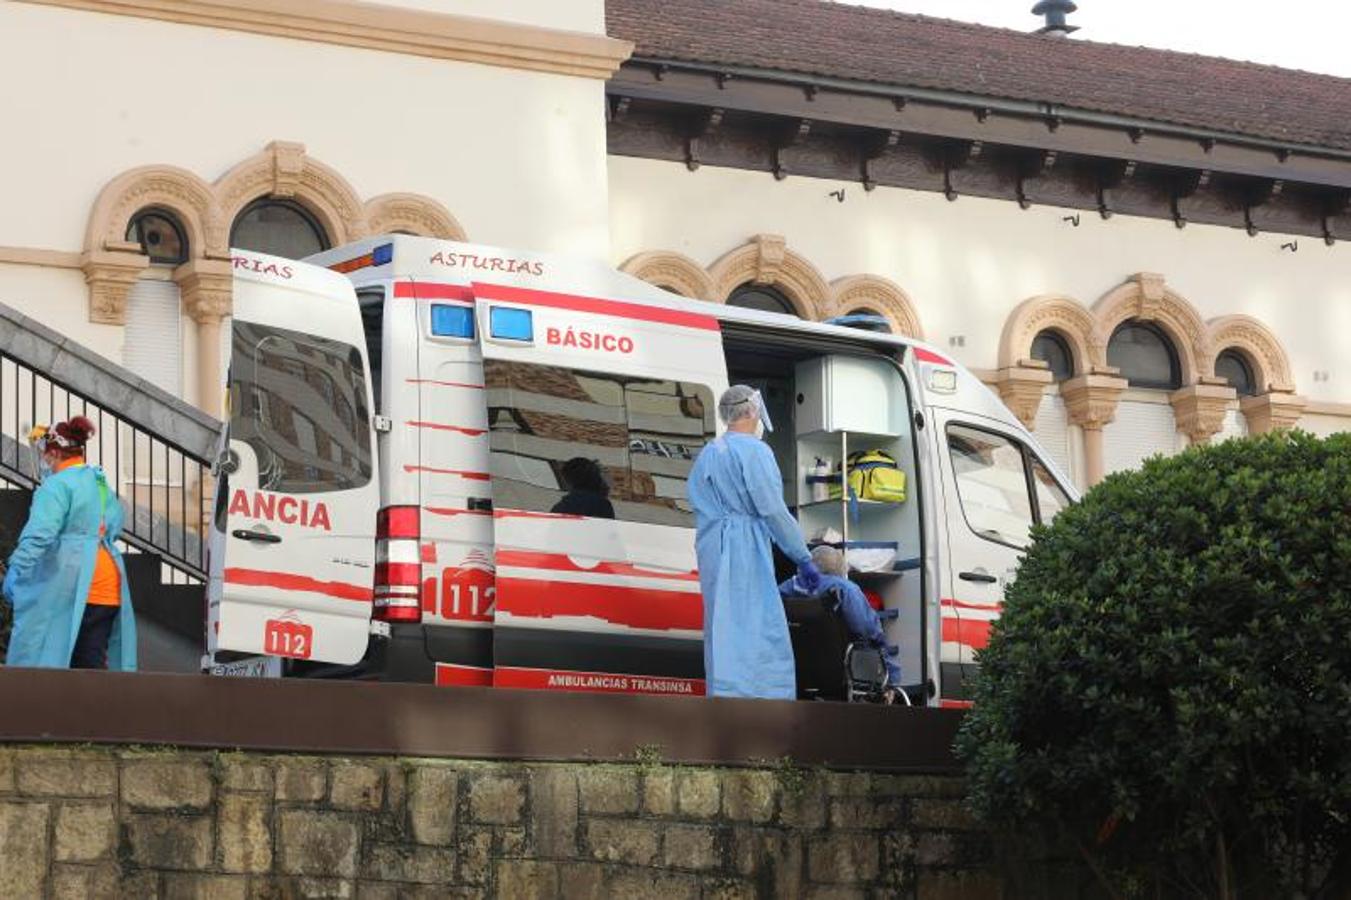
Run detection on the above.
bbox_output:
[0,351,211,581]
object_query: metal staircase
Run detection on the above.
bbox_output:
[0,300,220,581]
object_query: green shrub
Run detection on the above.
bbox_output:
[956,431,1351,899]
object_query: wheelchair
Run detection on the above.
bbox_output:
[782,594,922,705]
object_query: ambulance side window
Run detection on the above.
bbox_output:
[946,424,1036,548]
[946,424,1070,548]
[1030,458,1071,521]
[485,360,715,527]
[356,287,384,411]
[230,321,373,493]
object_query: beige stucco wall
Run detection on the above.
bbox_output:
[0,0,614,408]
[0,3,612,257]
[0,264,124,363]
[608,157,1351,406]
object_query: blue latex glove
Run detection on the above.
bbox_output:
[795,560,824,595]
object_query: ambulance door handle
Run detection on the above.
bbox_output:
[233,529,282,544]
[958,570,996,584]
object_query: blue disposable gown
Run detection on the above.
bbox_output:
[2,465,137,670]
[778,573,902,685]
[688,432,810,699]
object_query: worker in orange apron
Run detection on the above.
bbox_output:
[1,417,137,670]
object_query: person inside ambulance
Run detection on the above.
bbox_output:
[551,457,615,519]
[688,385,823,699]
[779,544,903,701]
[1,417,137,670]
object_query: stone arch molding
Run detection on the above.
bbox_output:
[998,293,1102,374]
[1205,314,1294,393]
[707,234,831,320]
[1092,272,1209,384]
[623,239,925,336]
[995,293,1107,432]
[214,142,366,253]
[365,193,466,242]
[620,250,716,300]
[827,274,923,339]
[86,165,221,263]
[81,141,467,324]
[996,272,1303,452]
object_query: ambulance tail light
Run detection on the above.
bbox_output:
[374,505,421,624]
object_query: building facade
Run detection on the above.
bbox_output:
[2,0,1349,488]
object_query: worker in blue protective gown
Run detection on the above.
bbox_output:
[2,417,137,670]
[688,385,822,699]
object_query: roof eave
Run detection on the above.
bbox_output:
[627,55,1351,163]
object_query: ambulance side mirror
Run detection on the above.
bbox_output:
[213,448,240,477]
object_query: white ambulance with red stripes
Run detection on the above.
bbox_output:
[206,236,1076,706]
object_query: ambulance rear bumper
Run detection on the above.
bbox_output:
[363,623,493,684]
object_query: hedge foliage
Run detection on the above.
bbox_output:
[956,431,1351,899]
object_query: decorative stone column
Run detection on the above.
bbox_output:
[1061,367,1128,486]
[1240,390,1307,433]
[80,242,149,324]
[1170,377,1236,445]
[177,256,234,419]
[995,360,1053,430]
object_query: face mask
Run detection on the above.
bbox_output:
[36,459,53,482]
[754,419,766,440]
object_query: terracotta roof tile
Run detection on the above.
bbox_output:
[607,0,1351,151]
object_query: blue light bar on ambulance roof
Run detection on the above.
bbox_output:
[489,307,533,342]
[329,242,394,274]
[430,304,475,339]
[826,313,892,333]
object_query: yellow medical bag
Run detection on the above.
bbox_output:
[828,449,907,504]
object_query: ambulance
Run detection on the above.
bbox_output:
[205,235,1076,706]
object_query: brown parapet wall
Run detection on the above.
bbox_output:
[0,669,963,773]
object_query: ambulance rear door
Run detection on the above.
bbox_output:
[213,250,380,666]
[404,278,498,687]
[471,279,727,695]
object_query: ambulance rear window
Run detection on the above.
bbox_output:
[229,321,373,493]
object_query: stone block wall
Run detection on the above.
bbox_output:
[0,745,1004,899]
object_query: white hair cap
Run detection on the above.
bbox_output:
[718,385,773,432]
[811,544,846,576]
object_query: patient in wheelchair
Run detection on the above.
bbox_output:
[779,545,903,702]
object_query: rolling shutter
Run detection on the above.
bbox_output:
[123,278,183,397]
[1104,398,1181,475]
[1217,406,1248,442]
[1032,387,1076,483]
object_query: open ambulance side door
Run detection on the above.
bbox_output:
[208,250,380,667]
[470,279,727,695]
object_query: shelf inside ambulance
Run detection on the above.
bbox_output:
[798,497,902,510]
[851,557,922,576]
[797,428,902,443]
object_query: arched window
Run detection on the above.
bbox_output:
[1030,329,1074,382]
[125,208,188,266]
[1107,321,1181,389]
[230,198,329,259]
[727,284,798,318]
[1216,349,1257,396]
